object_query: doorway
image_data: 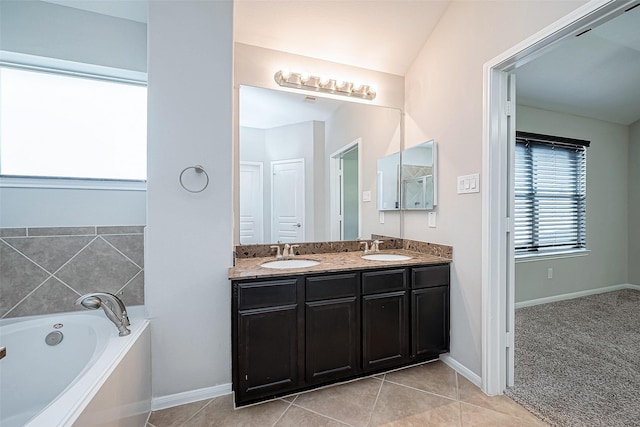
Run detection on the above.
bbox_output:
[482,0,636,396]
[271,158,305,243]
[330,139,361,241]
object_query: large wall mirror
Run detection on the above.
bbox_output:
[238,85,402,244]
[401,140,437,210]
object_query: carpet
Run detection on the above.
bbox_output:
[505,289,640,427]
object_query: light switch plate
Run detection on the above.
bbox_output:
[457,173,480,194]
[362,190,371,202]
[379,211,385,224]
[428,211,437,228]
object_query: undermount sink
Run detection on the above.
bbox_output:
[260,259,321,269]
[361,253,413,262]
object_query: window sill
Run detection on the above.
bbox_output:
[515,249,590,263]
[0,176,146,191]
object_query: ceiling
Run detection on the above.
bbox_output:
[514,4,640,125]
[39,0,640,126]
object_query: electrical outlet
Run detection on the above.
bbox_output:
[428,211,437,228]
[379,211,385,224]
[547,268,553,279]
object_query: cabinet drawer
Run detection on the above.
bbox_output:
[411,264,450,289]
[362,269,407,295]
[306,273,359,301]
[237,279,298,310]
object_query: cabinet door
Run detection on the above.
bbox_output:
[411,286,449,359]
[306,297,360,383]
[362,291,409,371]
[236,304,299,402]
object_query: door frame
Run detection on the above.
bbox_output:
[271,158,305,242]
[482,0,636,395]
[239,161,264,244]
[330,138,362,241]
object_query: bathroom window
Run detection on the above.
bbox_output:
[514,131,589,256]
[0,66,147,182]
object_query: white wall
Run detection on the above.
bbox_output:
[403,0,586,377]
[0,0,147,228]
[146,0,233,399]
[324,102,402,240]
[629,119,640,285]
[515,105,629,302]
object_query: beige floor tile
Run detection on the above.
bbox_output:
[281,394,298,403]
[293,378,382,427]
[457,377,543,424]
[276,405,349,426]
[460,402,548,427]
[384,361,458,399]
[148,399,212,427]
[369,381,461,427]
[182,394,289,427]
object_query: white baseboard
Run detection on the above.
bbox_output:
[515,283,640,309]
[151,383,232,411]
[439,354,481,388]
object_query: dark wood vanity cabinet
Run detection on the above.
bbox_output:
[233,278,303,404]
[231,263,449,406]
[305,272,360,384]
[361,269,409,371]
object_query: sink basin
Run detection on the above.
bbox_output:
[260,259,320,269]
[361,253,413,262]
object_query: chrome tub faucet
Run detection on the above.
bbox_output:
[75,292,131,336]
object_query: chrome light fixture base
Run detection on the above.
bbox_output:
[274,70,376,100]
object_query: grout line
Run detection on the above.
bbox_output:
[1,239,55,276]
[365,373,385,427]
[100,235,144,269]
[290,404,357,427]
[178,397,216,427]
[382,378,459,403]
[1,276,51,318]
[117,268,144,295]
[271,398,295,427]
[455,371,460,401]
[49,235,100,277]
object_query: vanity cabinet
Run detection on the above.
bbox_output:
[361,269,409,371]
[305,272,360,384]
[233,278,303,404]
[231,262,450,406]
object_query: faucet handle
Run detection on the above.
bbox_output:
[289,245,299,257]
[360,241,370,253]
[270,245,282,258]
[372,240,384,252]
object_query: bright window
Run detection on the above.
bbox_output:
[0,66,147,181]
[514,131,589,256]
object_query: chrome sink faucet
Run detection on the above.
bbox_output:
[75,292,131,336]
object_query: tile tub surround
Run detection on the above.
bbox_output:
[0,226,144,318]
[229,246,451,280]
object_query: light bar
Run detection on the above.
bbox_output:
[274,70,376,100]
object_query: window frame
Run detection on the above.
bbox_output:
[513,131,590,259]
[0,51,147,190]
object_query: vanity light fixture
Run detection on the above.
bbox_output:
[274,70,376,100]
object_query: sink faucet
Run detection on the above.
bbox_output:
[360,241,371,254]
[75,292,131,336]
[371,240,384,252]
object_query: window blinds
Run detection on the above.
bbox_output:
[514,132,589,254]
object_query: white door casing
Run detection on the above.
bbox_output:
[482,0,631,396]
[271,159,304,242]
[330,138,362,241]
[239,162,264,244]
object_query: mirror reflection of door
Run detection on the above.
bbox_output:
[271,159,305,242]
[331,141,359,240]
[239,161,264,244]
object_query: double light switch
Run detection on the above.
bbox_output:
[457,173,480,194]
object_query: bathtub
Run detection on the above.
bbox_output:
[0,309,150,427]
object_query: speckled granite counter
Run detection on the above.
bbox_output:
[228,248,451,280]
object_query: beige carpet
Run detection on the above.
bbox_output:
[505,289,640,427]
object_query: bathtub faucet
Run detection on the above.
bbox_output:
[75,292,131,336]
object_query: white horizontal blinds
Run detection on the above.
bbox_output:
[514,132,588,254]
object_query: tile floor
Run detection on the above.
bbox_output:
[147,361,546,427]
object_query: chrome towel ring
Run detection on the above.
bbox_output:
[179,165,209,193]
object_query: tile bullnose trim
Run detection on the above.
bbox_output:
[151,383,232,411]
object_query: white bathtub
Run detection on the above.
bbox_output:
[0,309,150,427]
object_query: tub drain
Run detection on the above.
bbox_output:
[45,330,64,346]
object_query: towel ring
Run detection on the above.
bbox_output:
[179,165,209,193]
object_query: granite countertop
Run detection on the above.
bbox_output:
[228,249,451,280]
